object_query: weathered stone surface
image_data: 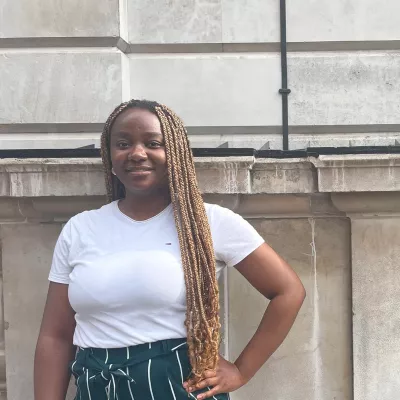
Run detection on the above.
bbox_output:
[127,0,222,43]
[0,51,121,124]
[332,192,400,214]
[289,133,400,151]
[288,0,400,42]
[289,53,400,126]
[314,155,400,192]
[352,218,400,400]
[0,159,105,197]
[129,54,281,126]
[0,199,26,222]
[252,159,317,194]
[0,270,6,392]
[203,193,343,218]
[196,157,253,194]
[0,0,118,38]
[222,0,400,43]
[1,223,76,400]
[229,218,352,400]
[0,197,106,222]
[221,0,279,43]
[3,155,400,199]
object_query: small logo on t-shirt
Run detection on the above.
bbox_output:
[165,243,172,246]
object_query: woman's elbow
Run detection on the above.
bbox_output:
[291,278,306,307]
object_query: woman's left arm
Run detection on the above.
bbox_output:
[184,242,306,399]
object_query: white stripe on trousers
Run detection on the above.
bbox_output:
[86,369,92,400]
[175,350,196,400]
[168,378,177,400]
[148,344,155,400]
[176,348,219,400]
[104,350,109,399]
[126,347,135,400]
[105,348,109,363]
[72,360,84,400]
[171,342,186,352]
[76,375,82,400]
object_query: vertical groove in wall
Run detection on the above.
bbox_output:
[348,218,355,400]
[119,0,130,102]
[223,268,230,360]
[308,218,323,399]
[0,227,6,395]
[118,0,129,42]
[121,52,131,102]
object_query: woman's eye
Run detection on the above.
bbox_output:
[148,141,162,148]
[117,142,129,149]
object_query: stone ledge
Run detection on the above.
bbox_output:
[195,157,254,194]
[1,155,400,201]
[0,194,346,222]
[331,192,400,215]
[252,159,317,194]
[312,154,400,192]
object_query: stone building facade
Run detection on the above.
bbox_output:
[1,1,400,399]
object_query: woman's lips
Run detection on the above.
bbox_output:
[125,168,153,177]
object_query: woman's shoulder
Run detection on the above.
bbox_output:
[66,201,116,229]
[204,202,239,226]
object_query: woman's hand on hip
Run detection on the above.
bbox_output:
[183,356,246,399]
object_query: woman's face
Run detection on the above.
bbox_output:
[109,108,168,196]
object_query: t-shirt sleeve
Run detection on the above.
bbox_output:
[209,205,265,268]
[48,221,73,284]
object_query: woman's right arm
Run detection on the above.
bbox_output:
[34,282,76,400]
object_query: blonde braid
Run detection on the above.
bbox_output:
[100,100,220,381]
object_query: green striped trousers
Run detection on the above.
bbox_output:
[71,338,229,400]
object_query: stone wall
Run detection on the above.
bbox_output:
[1,0,400,150]
[1,155,400,399]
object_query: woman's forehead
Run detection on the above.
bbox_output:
[111,108,161,134]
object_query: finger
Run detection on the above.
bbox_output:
[184,370,216,391]
[184,379,196,389]
[196,385,222,400]
[190,377,218,391]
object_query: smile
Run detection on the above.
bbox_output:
[125,169,153,176]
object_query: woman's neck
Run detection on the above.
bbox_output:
[118,190,171,221]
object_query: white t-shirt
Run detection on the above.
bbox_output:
[49,201,264,349]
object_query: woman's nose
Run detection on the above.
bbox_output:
[128,145,148,161]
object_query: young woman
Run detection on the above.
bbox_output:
[34,99,305,400]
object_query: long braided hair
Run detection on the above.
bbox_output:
[100,99,220,380]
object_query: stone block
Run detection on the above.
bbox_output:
[0,197,105,223]
[195,157,253,194]
[0,51,122,124]
[221,0,400,43]
[1,224,75,400]
[0,199,26,222]
[287,0,400,43]
[127,0,222,43]
[228,218,352,400]
[251,159,317,194]
[0,0,118,38]
[1,159,105,197]
[352,218,400,400]
[289,53,400,125]
[129,54,281,126]
[332,192,400,214]
[314,155,400,192]
[221,0,279,43]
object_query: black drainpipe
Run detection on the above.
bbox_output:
[279,0,291,150]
